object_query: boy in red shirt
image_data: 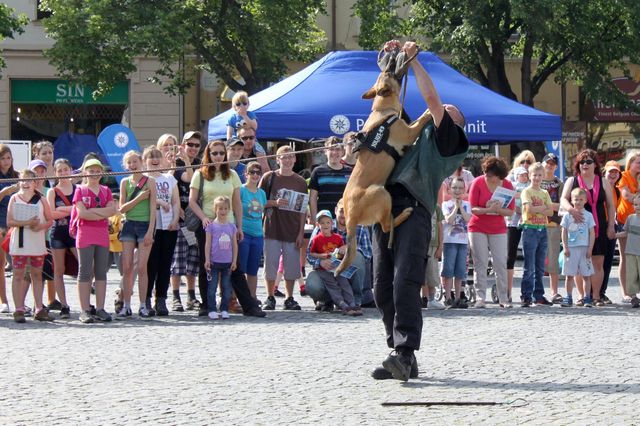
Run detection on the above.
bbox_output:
[309,210,359,316]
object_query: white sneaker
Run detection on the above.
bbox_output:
[0,303,10,313]
[115,306,131,320]
[138,305,150,318]
[427,299,446,310]
[220,310,230,319]
[208,311,219,320]
[474,299,486,308]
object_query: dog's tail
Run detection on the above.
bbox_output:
[335,224,358,276]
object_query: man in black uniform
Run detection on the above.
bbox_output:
[371,41,469,381]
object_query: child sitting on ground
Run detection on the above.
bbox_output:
[560,187,595,307]
[226,91,258,139]
[309,210,360,316]
[204,196,238,320]
[615,193,640,308]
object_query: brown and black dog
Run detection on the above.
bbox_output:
[335,68,432,275]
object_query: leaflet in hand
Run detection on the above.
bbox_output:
[327,256,358,279]
[13,203,39,221]
[276,188,309,213]
[490,186,516,209]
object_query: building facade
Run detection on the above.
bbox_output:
[0,0,180,154]
[1,0,639,175]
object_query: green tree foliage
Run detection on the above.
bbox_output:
[41,0,326,96]
[0,4,28,72]
[354,0,640,112]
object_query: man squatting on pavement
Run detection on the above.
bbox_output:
[372,41,469,381]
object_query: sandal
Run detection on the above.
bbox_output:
[576,298,585,307]
[594,299,605,307]
[551,293,563,305]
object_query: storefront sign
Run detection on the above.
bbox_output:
[11,79,129,105]
[591,76,640,122]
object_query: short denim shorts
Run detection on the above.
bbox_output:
[119,220,150,243]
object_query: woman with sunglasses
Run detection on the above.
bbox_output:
[238,161,267,300]
[169,131,203,312]
[226,91,258,139]
[189,140,245,316]
[560,149,616,306]
[615,150,640,302]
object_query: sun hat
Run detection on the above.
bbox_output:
[82,158,105,170]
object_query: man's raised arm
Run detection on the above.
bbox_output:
[403,41,445,126]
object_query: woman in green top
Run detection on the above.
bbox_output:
[118,150,157,318]
[189,139,242,314]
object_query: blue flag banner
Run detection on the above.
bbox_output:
[97,124,140,184]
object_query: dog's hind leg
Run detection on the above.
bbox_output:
[386,207,413,249]
[394,207,413,227]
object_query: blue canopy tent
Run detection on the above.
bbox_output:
[208,51,561,144]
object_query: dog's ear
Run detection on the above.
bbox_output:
[362,86,377,99]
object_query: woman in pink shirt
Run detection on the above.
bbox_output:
[468,156,515,308]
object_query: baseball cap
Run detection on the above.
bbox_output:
[81,158,105,170]
[316,210,333,221]
[182,130,202,143]
[28,159,47,171]
[604,160,621,172]
[513,166,528,178]
[226,137,244,148]
[542,153,558,164]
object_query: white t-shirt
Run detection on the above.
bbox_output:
[9,194,47,256]
[153,173,178,230]
[442,199,470,244]
[560,210,595,247]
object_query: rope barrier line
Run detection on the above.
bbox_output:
[0,141,353,184]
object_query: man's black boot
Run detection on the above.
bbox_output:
[376,350,417,381]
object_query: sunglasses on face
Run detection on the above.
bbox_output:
[580,159,595,165]
[248,170,262,176]
[235,101,248,107]
[241,135,255,141]
[210,151,225,156]
[520,160,532,165]
[186,143,200,148]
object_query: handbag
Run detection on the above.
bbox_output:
[64,248,79,277]
[184,171,205,232]
[1,228,12,253]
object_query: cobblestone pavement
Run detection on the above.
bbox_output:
[1,266,639,425]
